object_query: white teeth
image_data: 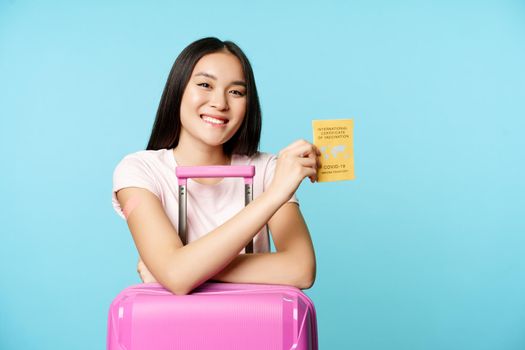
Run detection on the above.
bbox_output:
[202,116,225,125]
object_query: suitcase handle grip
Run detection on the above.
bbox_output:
[176,165,255,185]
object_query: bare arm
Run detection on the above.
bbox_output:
[209,202,316,289]
[137,202,316,289]
[119,139,320,295]
[118,187,284,295]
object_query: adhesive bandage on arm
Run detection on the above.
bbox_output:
[122,195,141,220]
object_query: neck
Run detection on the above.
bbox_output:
[173,135,230,167]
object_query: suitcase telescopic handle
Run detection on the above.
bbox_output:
[176,165,255,185]
[175,165,256,253]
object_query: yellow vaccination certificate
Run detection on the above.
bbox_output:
[312,119,355,182]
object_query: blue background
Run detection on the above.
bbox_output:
[1,1,524,349]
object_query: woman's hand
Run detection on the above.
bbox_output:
[137,258,158,283]
[267,139,321,205]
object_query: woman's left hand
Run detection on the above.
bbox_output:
[137,259,158,283]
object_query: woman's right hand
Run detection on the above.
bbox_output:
[267,139,321,205]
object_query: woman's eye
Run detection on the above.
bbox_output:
[230,90,245,97]
[197,82,211,88]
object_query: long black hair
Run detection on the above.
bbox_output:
[146,37,262,156]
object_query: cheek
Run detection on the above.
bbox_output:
[181,87,206,111]
[231,98,247,118]
[189,90,206,105]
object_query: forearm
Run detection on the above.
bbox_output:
[208,251,310,289]
[166,191,285,294]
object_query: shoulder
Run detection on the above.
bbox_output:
[112,148,173,196]
[114,149,171,174]
[116,148,169,164]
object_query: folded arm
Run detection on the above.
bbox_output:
[122,139,320,295]
[209,203,316,289]
[137,202,316,290]
[118,186,286,295]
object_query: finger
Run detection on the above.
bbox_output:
[278,139,311,157]
[302,167,318,183]
[298,153,320,174]
[297,158,319,182]
[313,144,322,156]
[288,142,318,158]
[305,144,322,170]
[305,149,321,170]
[303,142,321,156]
[298,157,317,168]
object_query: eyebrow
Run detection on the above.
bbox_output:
[194,72,246,87]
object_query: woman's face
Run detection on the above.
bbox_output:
[179,51,247,149]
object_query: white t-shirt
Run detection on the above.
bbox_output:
[112,148,299,253]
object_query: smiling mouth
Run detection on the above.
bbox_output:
[200,115,229,125]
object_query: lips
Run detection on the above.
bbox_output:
[200,114,229,123]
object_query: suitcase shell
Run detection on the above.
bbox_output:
[108,165,318,349]
[107,282,318,350]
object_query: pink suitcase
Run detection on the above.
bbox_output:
[107,282,318,349]
[107,165,319,349]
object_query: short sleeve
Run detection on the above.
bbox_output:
[111,155,161,219]
[263,154,299,205]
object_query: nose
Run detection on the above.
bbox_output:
[209,90,229,111]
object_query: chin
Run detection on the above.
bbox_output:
[200,137,228,147]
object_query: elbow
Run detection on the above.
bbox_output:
[297,272,315,290]
[164,280,193,296]
[296,264,316,290]
[167,285,191,296]
[163,267,209,296]
[161,270,194,296]
[158,253,200,295]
